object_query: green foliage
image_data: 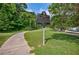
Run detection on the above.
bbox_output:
[0,3,79,32]
[49,3,77,31]
[0,3,36,32]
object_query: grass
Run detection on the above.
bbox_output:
[0,33,14,47]
[24,28,79,55]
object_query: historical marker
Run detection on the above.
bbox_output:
[36,11,50,46]
[36,11,50,27]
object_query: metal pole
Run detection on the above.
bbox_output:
[42,27,45,46]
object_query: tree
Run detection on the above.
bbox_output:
[48,3,75,31]
[0,3,36,32]
[73,4,79,27]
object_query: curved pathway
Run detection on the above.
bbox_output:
[0,32,31,55]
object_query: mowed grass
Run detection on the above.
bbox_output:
[24,29,79,55]
[0,33,14,47]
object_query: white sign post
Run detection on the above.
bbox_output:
[42,27,45,46]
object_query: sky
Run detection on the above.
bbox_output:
[26,3,50,15]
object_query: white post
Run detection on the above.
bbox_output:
[42,27,45,46]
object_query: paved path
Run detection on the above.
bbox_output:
[0,32,31,55]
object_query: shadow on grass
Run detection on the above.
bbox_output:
[45,33,79,44]
[45,37,52,43]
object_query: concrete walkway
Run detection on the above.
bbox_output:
[0,32,31,55]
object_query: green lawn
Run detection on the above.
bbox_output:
[0,33,14,47]
[24,29,79,55]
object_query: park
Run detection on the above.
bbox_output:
[0,3,79,55]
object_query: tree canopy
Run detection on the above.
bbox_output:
[0,3,79,32]
[0,3,36,32]
[48,3,79,31]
